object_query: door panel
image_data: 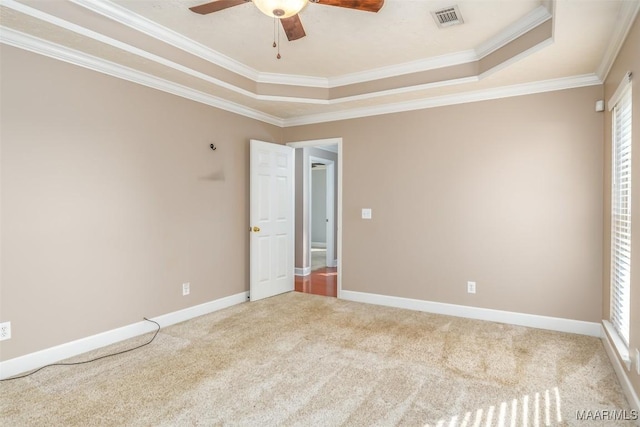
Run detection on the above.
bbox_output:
[250,140,295,301]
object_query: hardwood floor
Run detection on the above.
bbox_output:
[294,267,337,297]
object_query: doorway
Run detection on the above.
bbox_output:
[310,156,335,271]
[286,138,342,298]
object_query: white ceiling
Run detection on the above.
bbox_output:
[1,0,639,126]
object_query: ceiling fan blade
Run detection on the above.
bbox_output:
[280,15,306,41]
[314,0,384,13]
[189,0,249,15]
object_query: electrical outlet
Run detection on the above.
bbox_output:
[182,282,190,296]
[467,281,476,294]
[0,322,11,341]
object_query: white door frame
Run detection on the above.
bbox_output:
[286,138,342,297]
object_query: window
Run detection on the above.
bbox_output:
[610,72,633,348]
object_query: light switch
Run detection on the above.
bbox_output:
[362,208,372,219]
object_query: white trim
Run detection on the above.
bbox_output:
[69,0,260,82]
[1,0,259,101]
[38,0,555,93]
[328,50,477,88]
[0,0,563,113]
[0,292,249,380]
[608,71,633,111]
[596,0,640,81]
[309,155,335,271]
[0,17,531,110]
[602,320,631,369]
[287,138,343,148]
[325,161,335,268]
[329,76,480,105]
[287,138,343,298]
[257,72,328,88]
[601,324,640,412]
[478,38,554,81]
[0,28,283,127]
[0,10,600,128]
[283,74,602,127]
[232,77,480,107]
[475,5,552,59]
[69,0,553,90]
[295,267,312,276]
[340,290,602,337]
[1,27,600,127]
[329,5,551,88]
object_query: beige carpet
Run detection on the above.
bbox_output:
[0,292,634,426]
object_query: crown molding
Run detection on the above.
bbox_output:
[0,27,284,127]
[2,0,259,101]
[1,0,554,108]
[327,50,478,88]
[256,72,328,88]
[0,26,603,131]
[72,0,331,89]
[475,5,552,59]
[255,75,480,105]
[8,0,560,105]
[282,73,602,127]
[68,0,554,92]
[328,4,552,88]
[71,0,477,90]
[330,76,480,104]
[69,0,261,82]
[0,11,552,111]
[2,1,602,130]
[596,0,640,81]
[478,38,554,80]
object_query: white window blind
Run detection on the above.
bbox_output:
[610,75,632,347]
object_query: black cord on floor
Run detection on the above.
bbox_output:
[0,317,160,382]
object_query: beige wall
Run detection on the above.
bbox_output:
[285,86,604,323]
[0,45,282,361]
[603,14,640,400]
[0,28,619,385]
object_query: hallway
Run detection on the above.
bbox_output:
[295,247,337,297]
[294,267,337,297]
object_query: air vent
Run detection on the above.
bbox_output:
[432,5,464,28]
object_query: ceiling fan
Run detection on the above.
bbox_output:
[189,0,385,42]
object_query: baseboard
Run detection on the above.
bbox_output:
[311,242,326,248]
[0,291,249,380]
[295,267,311,276]
[601,324,640,412]
[340,290,602,337]
[328,259,338,268]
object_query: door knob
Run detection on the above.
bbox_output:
[253,226,261,232]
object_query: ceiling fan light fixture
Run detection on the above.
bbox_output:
[253,0,308,18]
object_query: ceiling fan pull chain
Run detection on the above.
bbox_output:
[277,19,281,59]
[271,16,281,59]
[273,17,277,48]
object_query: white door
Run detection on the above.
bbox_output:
[249,140,295,301]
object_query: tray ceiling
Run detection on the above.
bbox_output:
[1,0,638,126]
